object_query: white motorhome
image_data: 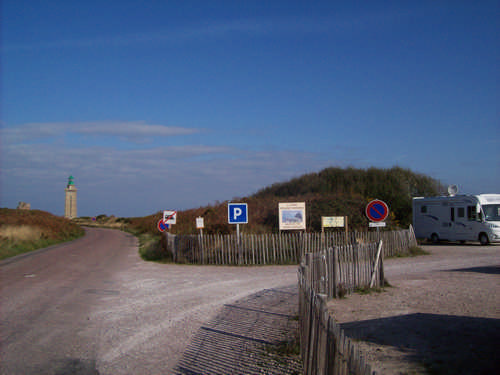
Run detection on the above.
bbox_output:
[412,194,500,245]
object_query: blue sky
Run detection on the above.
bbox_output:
[1,0,498,217]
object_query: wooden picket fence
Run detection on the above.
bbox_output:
[165,227,416,265]
[298,277,374,375]
[299,241,384,299]
[298,242,382,374]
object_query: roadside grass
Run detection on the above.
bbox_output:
[136,232,172,262]
[125,213,173,262]
[408,246,430,256]
[0,209,85,260]
[0,237,79,260]
[354,285,386,295]
[388,245,429,259]
[354,278,393,295]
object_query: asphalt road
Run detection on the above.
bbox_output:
[0,228,298,375]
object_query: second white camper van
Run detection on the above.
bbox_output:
[412,194,500,245]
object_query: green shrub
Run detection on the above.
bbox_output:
[137,233,171,262]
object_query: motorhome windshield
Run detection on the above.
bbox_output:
[483,204,500,221]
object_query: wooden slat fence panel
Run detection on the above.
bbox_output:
[298,241,384,374]
[298,270,374,375]
[300,242,383,299]
[166,228,416,266]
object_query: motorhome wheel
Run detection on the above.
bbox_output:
[479,233,489,246]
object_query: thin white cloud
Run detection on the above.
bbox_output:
[1,138,329,212]
[1,121,200,143]
[3,18,306,51]
[3,10,417,52]
[74,121,199,137]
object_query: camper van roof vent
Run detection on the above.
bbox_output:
[448,185,459,197]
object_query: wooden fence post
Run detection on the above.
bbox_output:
[370,240,383,288]
[333,246,340,298]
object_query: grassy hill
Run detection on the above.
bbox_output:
[167,166,444,235]
[70,166,444,261]
[0,208,85,260]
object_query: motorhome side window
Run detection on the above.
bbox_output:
[420,206,427,213]
[458,207,465,218]
[467,206,477,221]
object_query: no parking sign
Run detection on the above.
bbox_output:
[157,219,169,232]
[366,200,389,222]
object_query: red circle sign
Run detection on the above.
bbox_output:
[157,219,167,232]
[366,200,389,222]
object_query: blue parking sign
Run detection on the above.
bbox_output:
[228,203,248,224]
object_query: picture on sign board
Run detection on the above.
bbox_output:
[279,202,306,230]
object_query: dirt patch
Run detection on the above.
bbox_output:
[327,245,500,374]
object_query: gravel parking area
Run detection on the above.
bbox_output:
[327,244,500,374]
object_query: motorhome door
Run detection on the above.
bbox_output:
[452,206,470,240]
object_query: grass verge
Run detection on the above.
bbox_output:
[0,235,83,261]
[354,285,386,295]
[0,209,85,261]
[389,246,430,259]
[407,246,430,256]
[135,232,172,262]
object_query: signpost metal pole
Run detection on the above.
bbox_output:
[200,227,204,264]
[196,216,204,264]
[228,203,247,265]
[237,224,241,265]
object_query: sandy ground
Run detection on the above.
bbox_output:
[327,244,500,375]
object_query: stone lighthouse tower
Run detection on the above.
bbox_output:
[64,175,77,219]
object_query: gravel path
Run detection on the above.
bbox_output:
[327,244,500,374]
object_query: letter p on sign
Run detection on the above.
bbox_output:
[234,208,242,220]
[228,203,248,224]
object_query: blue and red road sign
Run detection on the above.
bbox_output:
[366,200,389,222]
[157,219,169,232]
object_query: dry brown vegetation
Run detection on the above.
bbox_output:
[78,166,443,238]
[0,225,44,242]
[95,167,443,262]
[73,215,127,230]
[0,208,85,260]
[166,167,442,235]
